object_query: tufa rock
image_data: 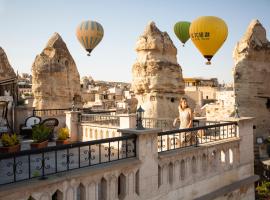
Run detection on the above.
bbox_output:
[233,19,270,138]
[0,47,16,81]
[131,22,184,119]
[32,33,81,110]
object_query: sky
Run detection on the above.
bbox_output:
[0,0,269,84]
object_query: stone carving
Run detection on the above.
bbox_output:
[32,33,81,109]
[0,47,16,81]
[233,19,270,137]
[131,22,184,119]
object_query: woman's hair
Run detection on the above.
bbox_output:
[179,97,189,110]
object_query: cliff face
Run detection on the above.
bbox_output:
[32,33,81,109]
[131,22,184,119]
[233,19,270,137]
[0,47,16,81]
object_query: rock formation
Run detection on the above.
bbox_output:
[131,22,185,119]
[233,19,270,138]
[0,47,16,81]
[32,33,81,109]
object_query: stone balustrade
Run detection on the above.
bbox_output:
[0,117,258,200]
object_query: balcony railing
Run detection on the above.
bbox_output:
[142,118,174,131]
[33,108,116,117]
[158,121,238,152]
[0,134,136,186]
[80,114,120,127]
[33,108,71,116]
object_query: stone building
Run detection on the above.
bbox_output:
[32,33,81,109]
[131,22,185,119]
[233,19,270,138]
[204,90,235,120]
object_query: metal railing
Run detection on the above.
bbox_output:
[33,108,116,117]
[33,108,71,116]
[158,121,238,152]
[142,118,174,131]
[0,134,136,186]
[80,114,120,127]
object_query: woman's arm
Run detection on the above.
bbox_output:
[173,117,180,127]
[187,108,193,128]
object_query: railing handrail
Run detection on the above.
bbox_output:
[81,113,119,117]
[33,108,71,112]
[0,134,137,159]
[158,121,238,136]
[142,117,173,121]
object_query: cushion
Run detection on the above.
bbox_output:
[25,117,41,128]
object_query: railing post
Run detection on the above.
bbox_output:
[236,117,254,166]
[65,110,82,142]
[118,128,160,199]
[118,114,136,129]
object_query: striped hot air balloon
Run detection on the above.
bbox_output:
[76,20,104,56]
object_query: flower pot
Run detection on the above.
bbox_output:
[31,140,48,150]
[0,144,21,153]
[56,140,69,145]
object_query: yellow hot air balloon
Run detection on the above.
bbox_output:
[189,16,228,65]
[76,20,104,56]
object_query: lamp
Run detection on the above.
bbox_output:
[136,106,145,130]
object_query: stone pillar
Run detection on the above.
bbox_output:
[237,117,254,166]
[118,128,160,199]
[119,114,136,129]
[65,111,81,142]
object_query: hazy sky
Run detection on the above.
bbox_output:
[0,0,269,83]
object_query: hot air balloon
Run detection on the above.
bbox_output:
[76,20,104,56]
[174,21,191,46]
[189,16,228,65]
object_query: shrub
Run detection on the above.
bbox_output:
[32,124,50,143]
[1,133,19,147]
[57,128,69,140]
[256,181,270,199]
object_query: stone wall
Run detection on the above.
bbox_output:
[233,19,270,138]
[131,22,185,119]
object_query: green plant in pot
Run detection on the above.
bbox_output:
[31,124,50,149]
[56,127,69,145]
[0,133,20,153]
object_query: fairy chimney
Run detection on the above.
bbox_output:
[233,19,270,138]
[32,33,81,109]
[0,47,16,81]
[131,22,185,119]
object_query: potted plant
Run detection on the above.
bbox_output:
[56,127,69,145]
[0,133,20,153]
[31,124,50,149]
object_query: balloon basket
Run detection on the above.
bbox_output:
[205,61,211,65]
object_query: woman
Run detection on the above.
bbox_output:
[173,97,193,146]
[173,97,193,128]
